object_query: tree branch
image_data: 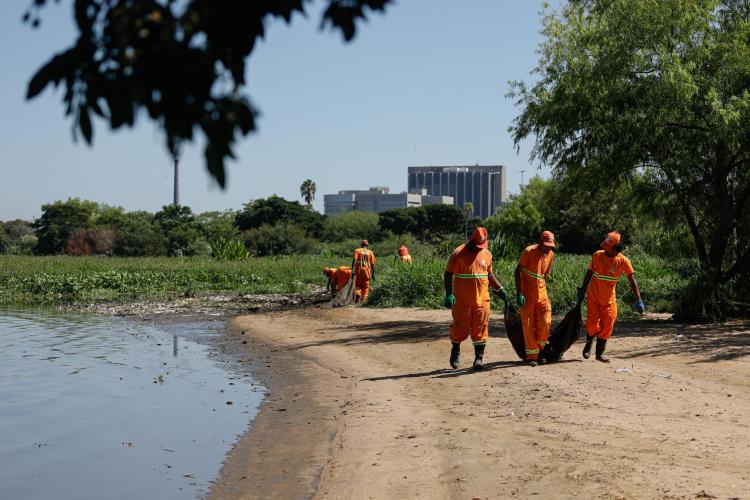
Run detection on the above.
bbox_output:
[661,122,711,132]
[662,166,709,265]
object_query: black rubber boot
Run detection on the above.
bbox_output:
[472,344,485,370]
[595,337,610,363]
[582,335,595,359]
[449,342,460,369]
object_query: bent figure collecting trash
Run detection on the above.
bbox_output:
[444,227,506,370]
[514,230,556,367]
[578,231,645,363]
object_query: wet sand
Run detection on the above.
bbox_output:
[210,307,750,499]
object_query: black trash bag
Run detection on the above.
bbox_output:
[542,300,583,362]
[503,297,526,360]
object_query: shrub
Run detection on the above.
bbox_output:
[322,211,380,242]
[243,222,314,256]
[66,227,117,256]
[211,238,249,260]
[236,196,324,237]
[366,260,446,308]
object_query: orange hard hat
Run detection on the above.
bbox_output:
[398,245,409,256]
[600,231,621,250]
[540,230,556,247]
[470,227,489,249]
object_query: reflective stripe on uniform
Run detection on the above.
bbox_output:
[593,272,619,282]
[523,268,545,280]
[454,273,488,278]
[525,348,539,354]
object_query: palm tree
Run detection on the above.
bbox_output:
[300,179,316,209]
[464,202,474,238]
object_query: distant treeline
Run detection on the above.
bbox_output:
[0,196,469,258]
[0,175,694,261]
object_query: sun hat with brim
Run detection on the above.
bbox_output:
[540,230,556,247]
[470,227,489,249]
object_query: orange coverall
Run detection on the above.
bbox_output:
[585,250,634,340]
[446,244,494,345]
[398,246,412,264]
[353,248,376,302]
[517,244,554,361]
[323,267,337,296]
[335,266,353,293]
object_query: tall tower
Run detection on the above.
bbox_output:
[172,152,179,206]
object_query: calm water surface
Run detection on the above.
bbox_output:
[0,309,264,500]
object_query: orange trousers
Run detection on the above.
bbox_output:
[520,299,552,360]
[449,301,490,345]
[585,300,617,340]
[354,267,371,302]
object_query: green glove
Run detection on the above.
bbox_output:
[496,287,508,301]
[444,293,455,309]
[516,292,526,307]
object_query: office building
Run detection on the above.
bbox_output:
[407,165,507,219]
[323,187,454,216]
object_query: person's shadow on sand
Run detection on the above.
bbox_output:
[362,359,582,381]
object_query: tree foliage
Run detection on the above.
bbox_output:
[235,195,324,237]
[379,204,465,241]
[34,198,99,255]
[24,0,391,187]
[510,0,750,320]
[322,210,380,242]
[154,204,206,256]
[300,179,317,208]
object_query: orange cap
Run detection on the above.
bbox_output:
[540,230,556,247]
[470,227,489,249]
[600,231,621,250]
[361,240,369,246]
[399,245,409,256]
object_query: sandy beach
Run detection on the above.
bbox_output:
[209,306,750,499]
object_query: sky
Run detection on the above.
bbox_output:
[0,0,558,221]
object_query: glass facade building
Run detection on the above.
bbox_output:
[407,165,507,219]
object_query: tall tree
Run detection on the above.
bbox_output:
[24,0,392,187]
[510,0,750,320]
[300,179,317,209]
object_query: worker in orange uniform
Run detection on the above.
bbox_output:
[323,267,338,297]
[335,265,353,295]
[351,240,376,303]
[323,266,353,298]
[397,245,412,264]
[445,227,507,370]
[577,231,644,363]
[514,230,556,367]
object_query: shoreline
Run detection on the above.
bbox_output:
[206,306,749,499]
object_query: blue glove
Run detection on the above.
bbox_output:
[444,293,455,309]
[577,287,585,302]
[635,300,645,314]
[516,293,526,308]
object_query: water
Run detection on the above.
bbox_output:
[0,309,264,500]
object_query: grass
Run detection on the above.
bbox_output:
[367,252,692,317]
[0,251,693,314]
[0,255,334,305]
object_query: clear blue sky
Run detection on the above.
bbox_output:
[0,0,557,221]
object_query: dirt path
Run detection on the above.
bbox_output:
[210,307,750,499]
